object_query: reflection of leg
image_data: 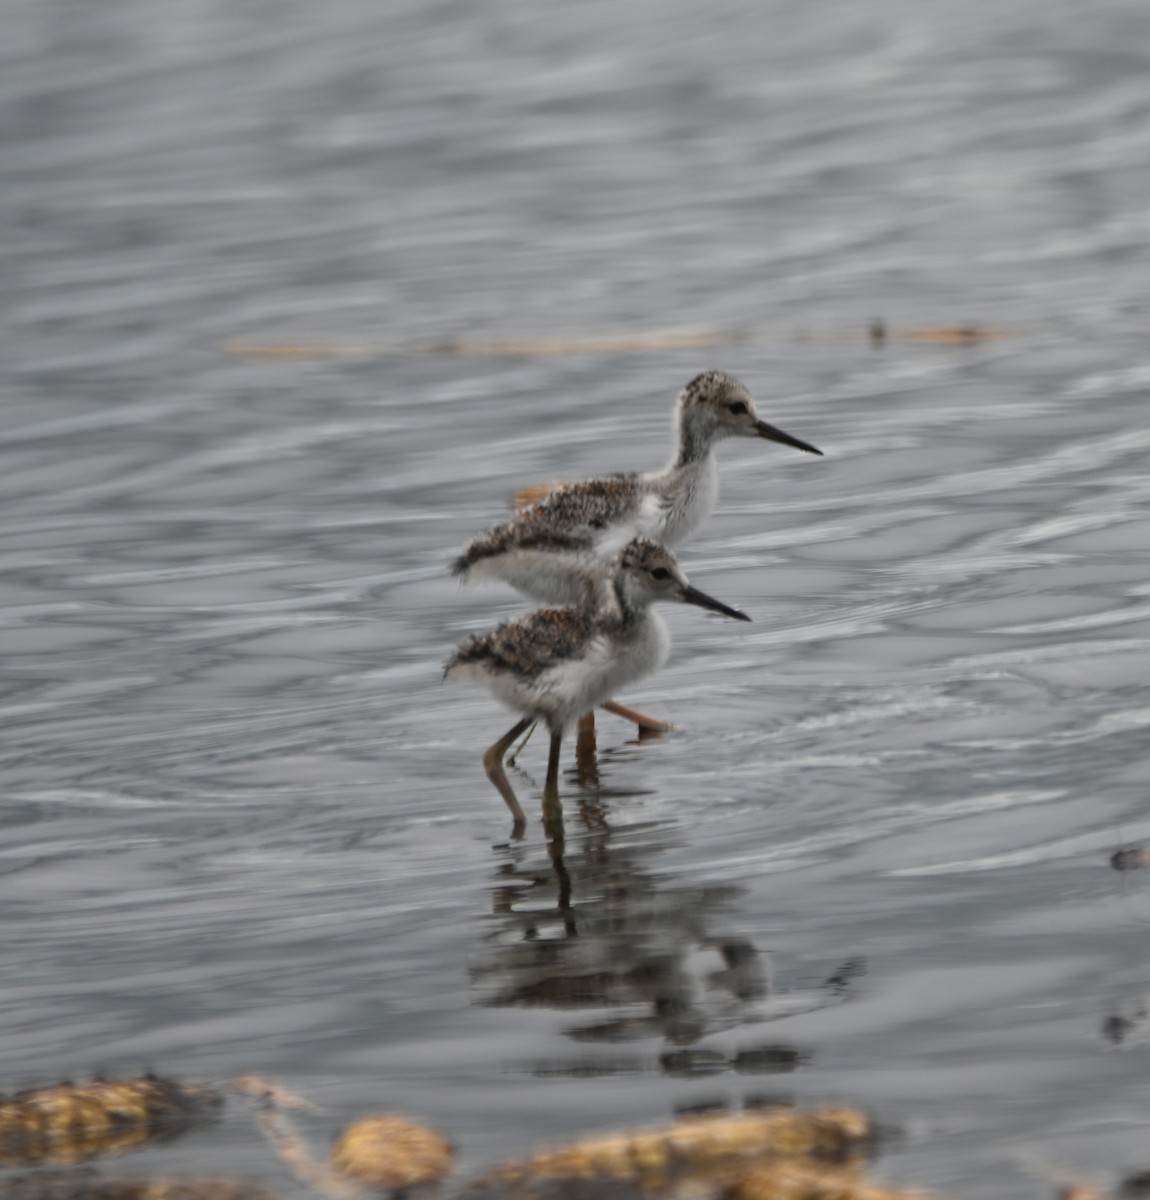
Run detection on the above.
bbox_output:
[548,832,575,935]
[601,699,674,734]
[575,714,599,788]
[542,729,564,839]
[482,718,533,831]
[506,721,536,767]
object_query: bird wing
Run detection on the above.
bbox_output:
[451,521,595,577]
[447,607,598,680]
[453,476,644,578]
[525,475,644,536]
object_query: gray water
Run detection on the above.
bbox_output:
[4,0,1150,1195]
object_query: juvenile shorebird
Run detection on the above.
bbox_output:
[452,371,820,731]
[445,538,750,832]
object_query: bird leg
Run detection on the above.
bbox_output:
[482,717,534,833]
[542,729,564,838]
[600,699,674,734]
[506,720,537,767]
[574,715,599,788]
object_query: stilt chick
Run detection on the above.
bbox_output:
[446,539,749,832]
[452,371,820,605]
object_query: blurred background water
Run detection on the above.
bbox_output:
[3,0,1150,1195]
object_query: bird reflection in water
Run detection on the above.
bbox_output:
[473,778,864,1079]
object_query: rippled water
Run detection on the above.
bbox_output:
[4,0,1150,1195]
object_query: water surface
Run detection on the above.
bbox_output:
[4,0,1150,1195]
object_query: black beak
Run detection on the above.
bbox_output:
[755,419,822,456]
[679,584,751,622]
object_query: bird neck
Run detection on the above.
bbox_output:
[672,406,720,469]
[608,576,650,632]
[647,416,717,499]
[645,447,719,547]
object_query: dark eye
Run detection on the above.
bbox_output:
[728,401,748,415]
[651,566,672,581]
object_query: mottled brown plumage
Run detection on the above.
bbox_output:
[523,475,647,530]
[448,607,602,681]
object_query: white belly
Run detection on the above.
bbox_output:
[467,548,604,607]
[537,613,671,731]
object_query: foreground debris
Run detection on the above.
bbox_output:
[732,1159,931,1200]
[475,1106,875,1193]
[29,1072,1132,1199]
[0,1078,222,1169]
[331,1116,454,1192]
[237,1075,455,1197]
[232,1077,925,1200]
[2,1172,276,1200]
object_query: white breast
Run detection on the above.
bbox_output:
[634,491,666,539]
[535,613,671,732]
[648,456,719,548]
[611,611,671,694]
